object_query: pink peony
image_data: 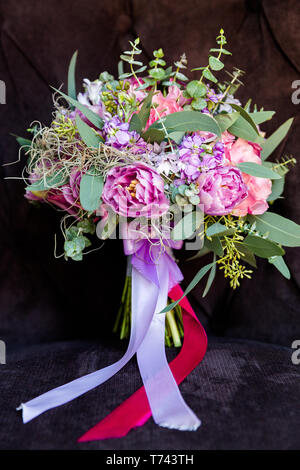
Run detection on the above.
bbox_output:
[222,130,236,161]
[197,166,248,216]
[61,169,82,208]
[227,138,272,216]
[102,163,169,218]
[146,86,185,129]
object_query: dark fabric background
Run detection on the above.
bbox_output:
[0,0,299,347]
[0,0,300,451]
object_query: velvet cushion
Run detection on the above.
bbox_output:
[0,337,299,450]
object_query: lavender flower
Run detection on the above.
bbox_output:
[178,133,225,182]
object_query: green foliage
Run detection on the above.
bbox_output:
[261,118,294,160]
[26,172,68,191]
[215,112,240,132]
[240,234,284,258]
[75,115,103,148]
[64,218,95,261]
[67,50,78,104]
[119,38,147,82]
[146,110,221,137]
[268,256,290,279]
[248,111,275,125]
[202,254,217,297]
[247,213,300,247]
[52,87,104,129]
[129,89,154,134]
[160,262,216,313]
[236,162,282,179]
[15,135,32,148]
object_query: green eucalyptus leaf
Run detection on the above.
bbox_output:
[240,235,284,258]
[160,261,215,313]
[268,255,290,279]
[209,56,224,71]
[141,127,165,143]
[236,162,282,179]
[237,244,257,268]
[186,81,207,98]
[192,98,207,110]
[202,68,218,83]
[228,117,260,141]
[52,87,104,129]
[75,115,102,148]
[149,111,221,137]
[210,48,232,55]
[206,222,236,238]
[133,89,154,131]
[215,112,240,132]
[67,50,78,102]
[202,254,217,297]
[204,236,223,257]
[129,113,143,134]
[79,167,104,211]
[267,176,285,201]
[168,131,185,144]
[15,136,32,148]
[149,68,165,81]
[248,111,275,125]
[229,103,259,135]
[247,212,300,247]
[26,172,68,191]
[261,118,294,160]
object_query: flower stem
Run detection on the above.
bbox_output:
[166,309,182,347]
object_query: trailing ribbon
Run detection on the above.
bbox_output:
[17,236,207,438]
[78,283,207,441]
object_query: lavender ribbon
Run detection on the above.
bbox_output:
[124,238,201,431]
[17,236,200,432]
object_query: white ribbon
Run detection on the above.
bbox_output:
[17,259,200,432]
[137,259,200,430]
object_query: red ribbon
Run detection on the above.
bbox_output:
[78,284,207,442]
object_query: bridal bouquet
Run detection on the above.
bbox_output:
[15,31,300,441]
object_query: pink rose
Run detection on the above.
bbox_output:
[197,166,248,216]
[227,138,272,216]
[102,163,169,218]
[146,86,185,129]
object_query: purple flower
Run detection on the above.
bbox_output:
[206,86,224,104]
[102,162,169,218]
[178,134,205,182]
[178,134,225,182]
[197,166,248,216]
